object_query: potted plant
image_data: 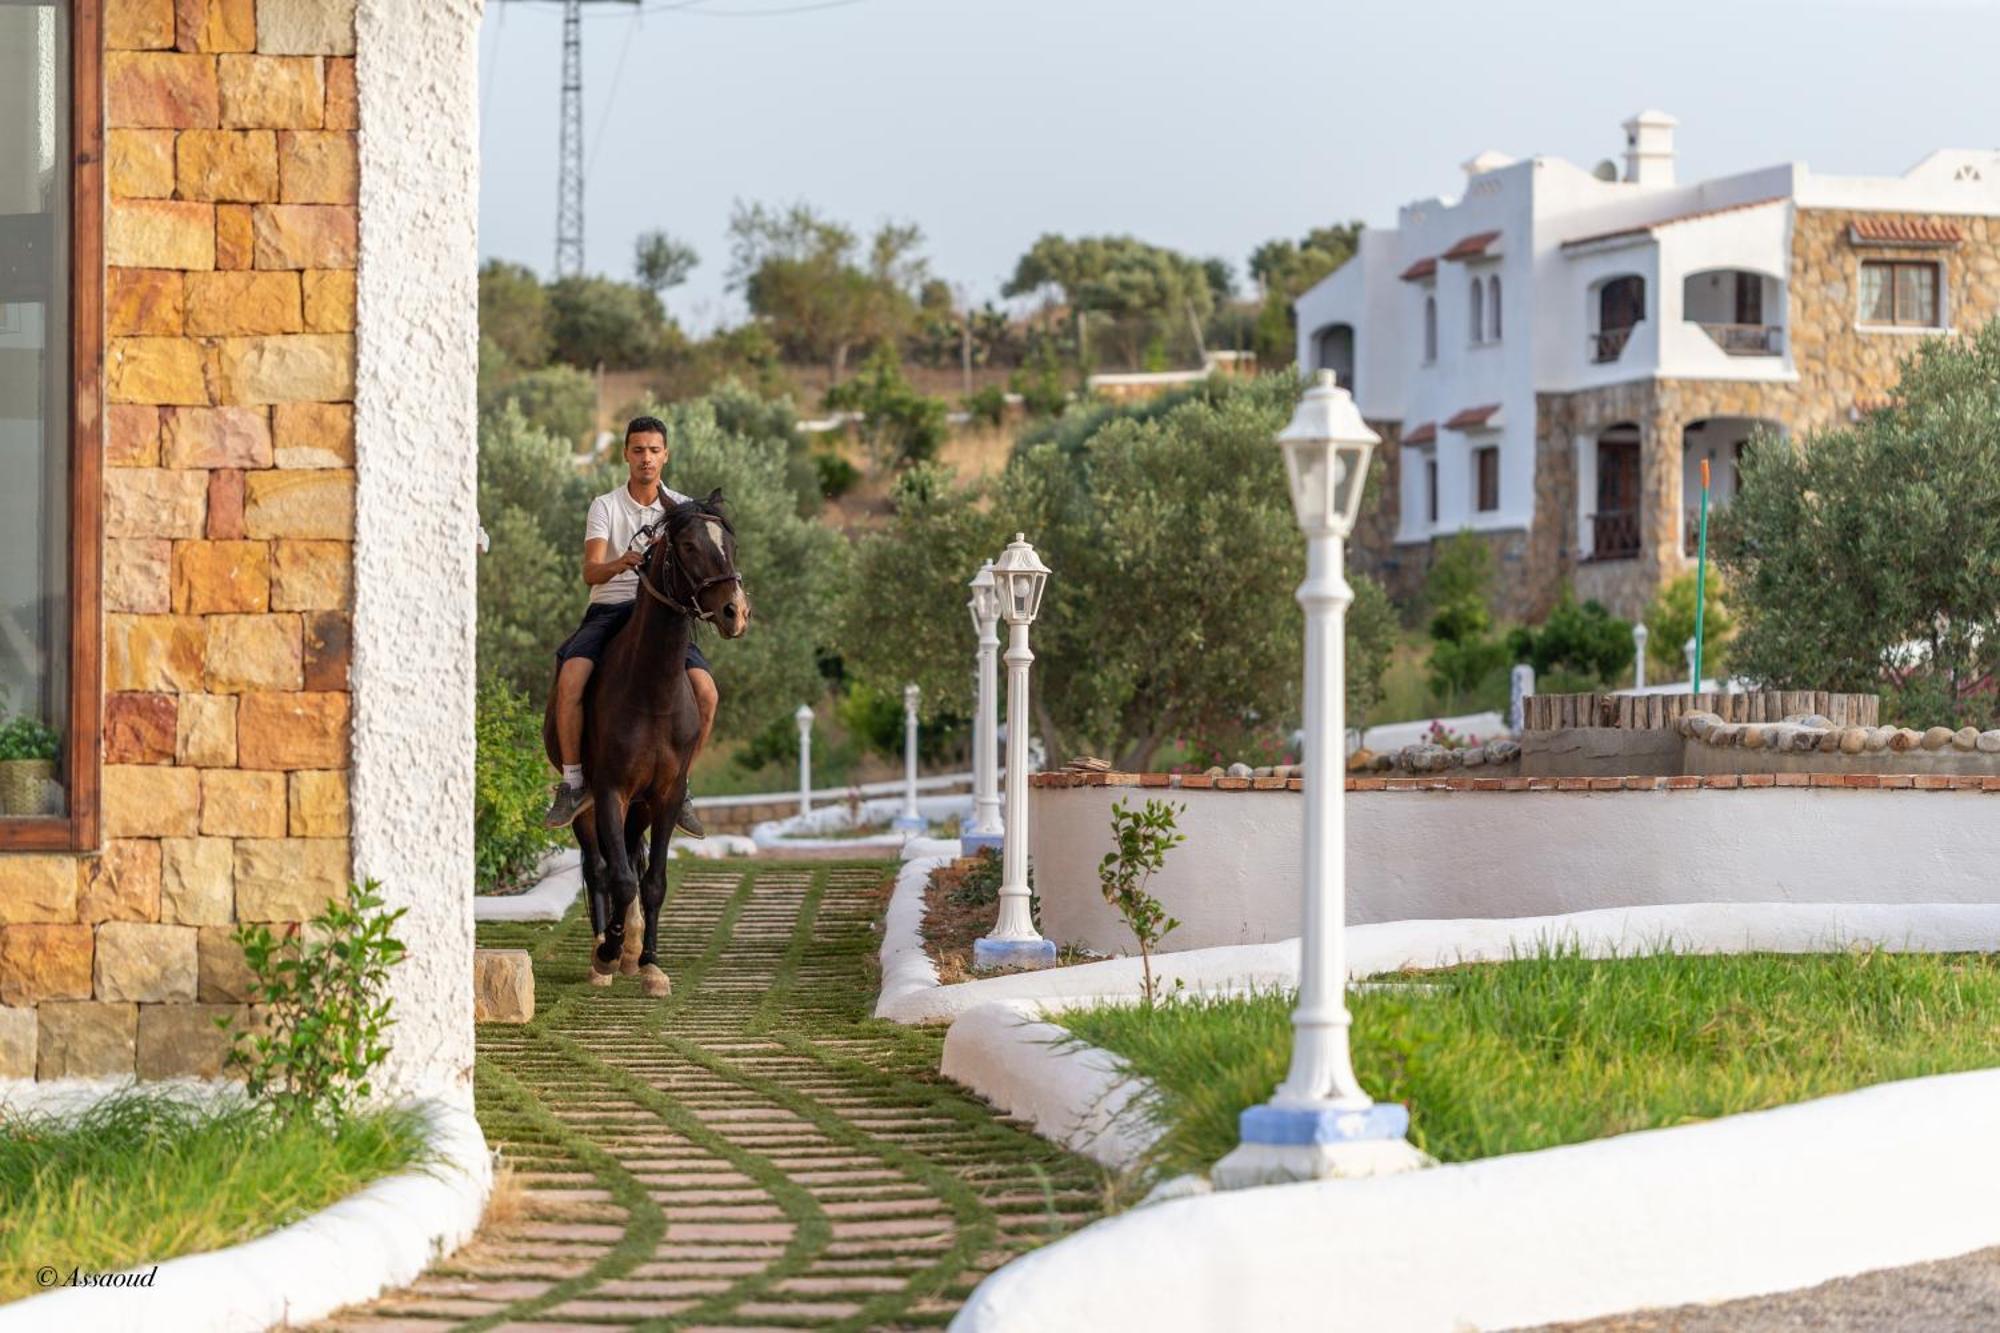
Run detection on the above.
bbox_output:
[0,715,60,816]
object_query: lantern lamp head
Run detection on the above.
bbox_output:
[993,533,1050,626]
[1276,369,1380,538]
[794,703,814,729]
[904,682,921,711]
[968,560,999,633]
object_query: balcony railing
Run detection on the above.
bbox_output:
[1697,322,1783,356]
[1590,326,1635,364]
[1589,510,1641,561]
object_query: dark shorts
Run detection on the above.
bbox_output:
[555,602,712,674]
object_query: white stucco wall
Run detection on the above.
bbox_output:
[1030,785,2000,954]
[352,0,484,1106]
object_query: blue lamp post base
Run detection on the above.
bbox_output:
[960,830,1003,853]
[893,814,927,832]
[1211,1101,1430,1189]
[972,936,1058,970]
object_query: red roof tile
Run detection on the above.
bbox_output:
[1560,195,1787,250]
[1442,230,1501,261]
[1848,217,1962,247]
[1445,403,1501,431]
[1402,420,1437,445]
[1398,257,1437,282]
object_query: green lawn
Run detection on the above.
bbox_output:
[0,1092,430,1300]
[1061,949,2000,1179]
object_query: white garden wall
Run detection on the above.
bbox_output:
[1031,780,2000,954]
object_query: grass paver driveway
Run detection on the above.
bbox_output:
[323,859,1106,1331]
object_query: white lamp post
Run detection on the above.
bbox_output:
[1684,636,1698,686]
[1213,370,1427,1188]
[1633,622,1649,691]
[965,561,1004,852]
[895,683,925,832]
[794,704,814,817]
[973,534,1057,970]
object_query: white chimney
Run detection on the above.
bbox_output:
[1622,110,1677,187]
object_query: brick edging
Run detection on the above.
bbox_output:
[1029,772,2000,794]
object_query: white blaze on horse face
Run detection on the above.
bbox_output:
[699,517,750,636]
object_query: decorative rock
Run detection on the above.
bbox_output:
[36,1002,138,1079]
[1252,767,1273,779]
[278,130,358,204]
[138,1003,238,1079]
[0,856,82,926]
[218,54,324,129]
[0,1006,34,1079]
[175,128,278,203]
[0,924,95,1005]
[107,613,206,693]
[1740,726,1766,751]
[1225,763,1252,779]
[107,198,215,269]
[215,334,355,404]
[1460,746,1485,768]
[107,540,172,614]
[237,691,349,769]
[302,269,356,333]
[250,203,357,270]
[200,768,288,838]
[244,468,356,539]
[1838,727,1867,755]
[325,58,356,130]
[233,838,349,921]
[473,949,534,1024]
[173,539,272,614]
[1922,726,1955,750]
[1954,727,1980,752]
[1371,753,1394,772]
[1889,728,1924,752]
[1863,728,1893,753]
[178,0,257,53]
[273,402,354,467]
[1706,723,1740,747]
[1484,738,1521,764]
[256,0,357,56]
[94,921,198,1002]
[102,763,201,837]
[198,926,255,1001]
[288,770,349,837]
[1978,731,2000,755]
[183,272,303,338]
[176,693,239,767]
[107,467,209,538]
[204,613,303,692]
[109,266,184,335]
[79,840,162,925]
[108,404,163,468]
[1203,766,1224,779]
[106,51,220,129]
[108,336,209,405]
[106,690,177,763]
[162,837,235,925]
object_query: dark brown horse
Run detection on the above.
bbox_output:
[542,490,749,996]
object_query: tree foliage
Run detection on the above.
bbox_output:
[727,200,929,381]
[1247,223,1363,369]
[1506,590,1631,689]
[479,362,596,450]
[1002,234,1216,367]
[634,229,698,296]
[547,274,677,370]
[1644,568,1731,675]
[1716,322,2000,726]
[478,260,552,371]
[822,345,948,468]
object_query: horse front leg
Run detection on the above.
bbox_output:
[618,803,649,976]
[635,798,675,998]
[592,789,636,982]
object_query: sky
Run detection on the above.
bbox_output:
[477,0,2000,330]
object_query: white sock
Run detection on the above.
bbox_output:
[562,764,583,790]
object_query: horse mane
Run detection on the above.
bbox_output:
[664,493,733,536]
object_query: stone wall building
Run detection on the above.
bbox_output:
[0,0,480,1104]
[1294,112,2000,621]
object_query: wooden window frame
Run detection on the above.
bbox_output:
[1859,259,1942,328]
[2,0,103,852]
[1424,455,1439,524]
[1474,445,1500,513]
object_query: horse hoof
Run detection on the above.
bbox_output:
[588,969,614,988]
[619,956,641,976]
[639,964,672,998]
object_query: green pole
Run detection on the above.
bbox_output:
[1692,458,1711,695]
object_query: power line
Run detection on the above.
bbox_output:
[585,9,641,182]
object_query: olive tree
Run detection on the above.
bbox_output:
[1716,320,2000,726]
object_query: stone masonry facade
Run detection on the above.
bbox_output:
[0,0,358,1082]
[1373,206,2000,624]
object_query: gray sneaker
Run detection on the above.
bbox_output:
[544,782,594,829]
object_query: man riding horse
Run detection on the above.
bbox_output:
[541,416,750,996]
[544,415,738,833]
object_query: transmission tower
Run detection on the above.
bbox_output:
[500,0,640,277]
[554,0,586,276]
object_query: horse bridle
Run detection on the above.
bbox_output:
[629,515,743,624]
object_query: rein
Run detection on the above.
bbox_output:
[629,516,742,624]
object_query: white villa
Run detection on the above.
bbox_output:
[1295,111,2000,618]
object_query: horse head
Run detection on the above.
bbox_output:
[645,489,750,639]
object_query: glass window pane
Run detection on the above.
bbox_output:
[1859,263,1892,323]
[1899,264,1939,326]
[0,2,70,819]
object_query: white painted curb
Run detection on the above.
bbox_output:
[474,849,581,923]
[939,1003,1157,1172]
[875,854,950,1019]
[0,1099,490,1333]
[953,1069,2000,1332]
[752,794,970,852]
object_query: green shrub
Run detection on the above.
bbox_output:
[475,676,558,893]
[221,881,407,1123]
[813,446,862,499]
[823,345,948,467]
[1507,590,1633,687]
[1644,568,1731,676]
[0,715,59,762]
[1099,798,1185,1005]
[964,385,1008,427]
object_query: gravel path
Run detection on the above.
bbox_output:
[1526,1247,2000,1331]
[321,859,1104,1330]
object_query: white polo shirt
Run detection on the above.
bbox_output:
[585,483,691,607]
